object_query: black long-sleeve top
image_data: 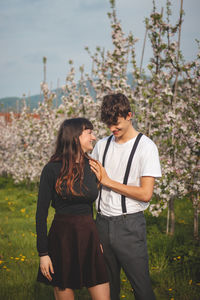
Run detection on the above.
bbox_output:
[36,158,98,255]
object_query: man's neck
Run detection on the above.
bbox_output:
[115,126,138,144]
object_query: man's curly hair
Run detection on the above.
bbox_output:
[101,93,131,126]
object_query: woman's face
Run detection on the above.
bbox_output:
[79,129,96,152]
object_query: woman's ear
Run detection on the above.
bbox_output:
[74,137,79,146]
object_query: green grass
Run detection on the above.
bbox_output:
[0,177,200,300]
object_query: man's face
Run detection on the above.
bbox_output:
[107,113,132,138]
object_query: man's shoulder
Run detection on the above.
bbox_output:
[140,134,158,149]
[92,136,112,159]
[95,136,113,148]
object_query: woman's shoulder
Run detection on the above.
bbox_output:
[41,160,62,174]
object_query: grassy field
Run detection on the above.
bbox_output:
[0,176,200,300]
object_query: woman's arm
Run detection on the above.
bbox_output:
[36,164,53,255]
[36,165,55,280]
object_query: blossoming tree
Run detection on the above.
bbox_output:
[0,0,199,237]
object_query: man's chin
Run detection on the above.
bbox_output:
[113,131,120,136]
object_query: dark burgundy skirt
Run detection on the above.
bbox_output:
[37,214,109,289]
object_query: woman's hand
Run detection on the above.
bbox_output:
[40,255,54,281]
[100,243,104,253]
[89,160,111,186]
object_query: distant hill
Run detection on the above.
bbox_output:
[0,90,64,112]
[0,74,135,112]
[0,97,21,112]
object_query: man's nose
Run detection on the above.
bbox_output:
[109,125,116,132]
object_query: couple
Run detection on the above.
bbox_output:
[36,93,161,300]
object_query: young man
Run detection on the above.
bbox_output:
[90,93,161,300]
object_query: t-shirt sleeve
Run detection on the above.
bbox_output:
[91,142,99,161]
[36,164,54,255]
[140,142,162,177]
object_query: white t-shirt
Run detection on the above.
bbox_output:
[92,134,162,216]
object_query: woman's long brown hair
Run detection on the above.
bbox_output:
[50,118,94,197]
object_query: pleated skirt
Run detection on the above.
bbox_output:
[37,214,109,290]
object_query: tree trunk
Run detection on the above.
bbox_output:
[169,197,175,235]
[194,206,199,240]
[139,27,148,75]
[193,194,199,240]
[169,1,183,237]
[166,202,170,234]
[43,56,47,83]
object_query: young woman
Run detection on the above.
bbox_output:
[36,118,110,300]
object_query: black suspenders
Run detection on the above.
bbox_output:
[121,133,143,213]
[97,135,113,213]
[97,133,143,214]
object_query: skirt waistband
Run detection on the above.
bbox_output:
[53,213,92,221]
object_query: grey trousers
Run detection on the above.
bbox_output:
[96,212,155,300]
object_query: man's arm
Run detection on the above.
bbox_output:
[104,176,155,203]
[89,160,155,203]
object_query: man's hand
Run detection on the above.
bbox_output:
[40,255,54,281]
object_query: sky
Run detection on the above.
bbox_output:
[0,0,199,98]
